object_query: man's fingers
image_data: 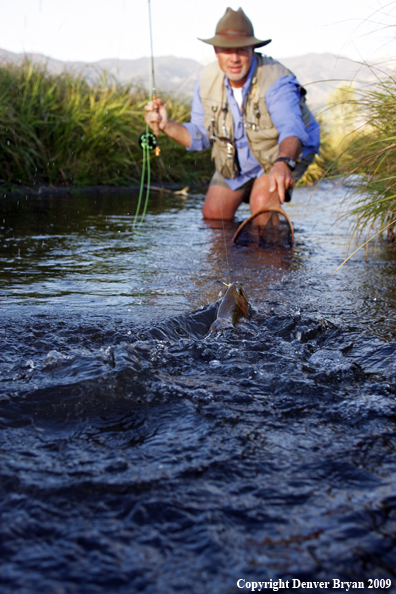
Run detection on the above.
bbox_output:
[144,97,169,133]
[269,161,297,203]
[268,174,277,193]
[145,99,163,115]
[277,182,286,203]
[145,111,159,122]
[269,172,286,202]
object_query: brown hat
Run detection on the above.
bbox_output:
[199,7,271,49]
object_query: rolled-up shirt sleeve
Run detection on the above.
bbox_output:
[183,76,211,151]
[266,75,311,147]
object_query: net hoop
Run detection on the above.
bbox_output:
[232,193,294,246]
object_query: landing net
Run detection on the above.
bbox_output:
[232,193,294,248]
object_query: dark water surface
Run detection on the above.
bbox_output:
[0,184,395,594]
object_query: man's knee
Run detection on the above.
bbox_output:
[202,202,234,220]
[202,185,242,219]
[202,191,223,219]
[202,201,220,219]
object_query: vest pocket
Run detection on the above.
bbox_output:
[257,110,273,130]
[212,141,240,180]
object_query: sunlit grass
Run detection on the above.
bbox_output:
[298,85,362,186]
[298,79,396,244]
[340,78,396,241]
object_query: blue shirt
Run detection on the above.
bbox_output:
[183,55,320,190]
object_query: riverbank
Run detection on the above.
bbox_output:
[0,181,194,197]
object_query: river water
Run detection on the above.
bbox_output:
[0,183,395,594]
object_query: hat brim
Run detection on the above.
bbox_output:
[198,35,271,49]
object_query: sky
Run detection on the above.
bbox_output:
[1,0,395,64]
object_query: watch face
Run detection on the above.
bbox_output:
[276,157,295,170]
[285,159,295,169]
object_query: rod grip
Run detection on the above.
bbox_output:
[151,93,160,138]
[151,93,161,156]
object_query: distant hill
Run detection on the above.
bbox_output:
[0,48,202,100]
[0,48,384,109]
[279,52,381,109]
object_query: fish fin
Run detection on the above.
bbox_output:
[210,318,233,332]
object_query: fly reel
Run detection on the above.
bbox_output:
[139,131,158,151]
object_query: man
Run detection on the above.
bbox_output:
[145,7,320,220]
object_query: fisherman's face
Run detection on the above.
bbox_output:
[214,46,254,87]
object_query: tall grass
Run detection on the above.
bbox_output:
[339,77,396,241]
[0,59,213,187]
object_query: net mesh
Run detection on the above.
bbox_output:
[234,211,293,247]
[233,193,294,248]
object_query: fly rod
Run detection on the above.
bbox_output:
[139,0,161,157]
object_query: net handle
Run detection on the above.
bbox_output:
[232,192,294,245]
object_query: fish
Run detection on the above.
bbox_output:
[210,281,250,332]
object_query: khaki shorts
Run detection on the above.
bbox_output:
[209,152,316,203]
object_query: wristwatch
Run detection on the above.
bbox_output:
[274,157,296,171]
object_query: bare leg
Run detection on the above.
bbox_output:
[202,184,245,220]
[248,175,279,228]
[249,175,273,213]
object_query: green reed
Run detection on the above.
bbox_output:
[339,78,396,241]
[0,60,213,188]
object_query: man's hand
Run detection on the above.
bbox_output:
[144,98,169,133]
[268,160,295,203]
[268,136,302,202]
[144,98,191,147]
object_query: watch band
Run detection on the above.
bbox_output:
[274,157,296,171]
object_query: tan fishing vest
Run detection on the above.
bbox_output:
[199,53,312,178]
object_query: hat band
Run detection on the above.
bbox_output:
[216,29,251,38]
